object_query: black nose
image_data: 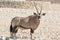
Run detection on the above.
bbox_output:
[38,16,41,19]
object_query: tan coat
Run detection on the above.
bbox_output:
[11,15,40,30]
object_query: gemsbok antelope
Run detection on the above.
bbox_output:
[10,1,46,40]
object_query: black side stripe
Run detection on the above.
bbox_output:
[20,25,30,29]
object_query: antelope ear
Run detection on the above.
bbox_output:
[42,13,46,16]
[34,13,36,15]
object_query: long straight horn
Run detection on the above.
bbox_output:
[40,3,43,15]
[33,1,39,14]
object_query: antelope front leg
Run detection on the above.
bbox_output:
[30,33,32,40]
[30,29,34,40]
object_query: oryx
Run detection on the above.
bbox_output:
[10,1,46,40]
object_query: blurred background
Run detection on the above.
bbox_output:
[0,0,60,40]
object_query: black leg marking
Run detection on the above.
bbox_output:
[10,25,17,33]
[15,29,18,33]
[12,26,17,33]
[30,29,34,33]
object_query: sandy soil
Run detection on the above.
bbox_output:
[0,1,60,40]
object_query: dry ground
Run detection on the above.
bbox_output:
[0,1,60,40]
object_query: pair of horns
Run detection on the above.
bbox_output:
[33,1,43,14]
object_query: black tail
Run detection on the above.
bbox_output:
[10,24,12,33]
[10,24,18,33]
